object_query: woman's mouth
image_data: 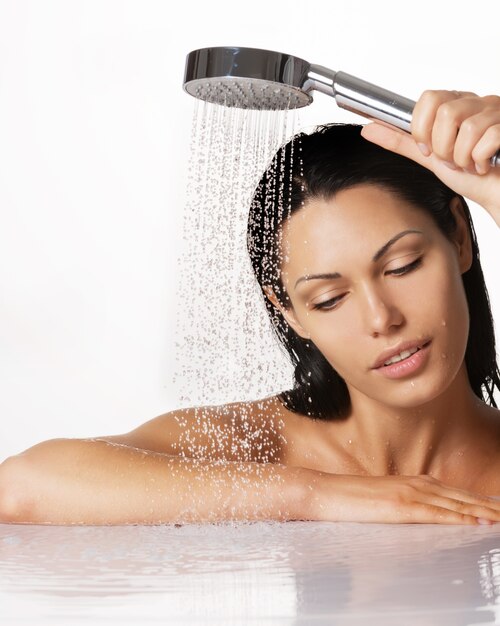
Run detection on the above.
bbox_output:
[374,340,432,379]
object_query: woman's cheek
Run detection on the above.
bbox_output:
[311,319,355,379]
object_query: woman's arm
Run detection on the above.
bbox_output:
[3,436,500,525]
[93,399,286,463]
[0,399,292,525]
[361,90,500,227]
[0,437,305,525]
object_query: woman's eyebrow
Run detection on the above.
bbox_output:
[294,229,424,290]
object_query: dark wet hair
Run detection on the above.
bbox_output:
[247,123,500,420]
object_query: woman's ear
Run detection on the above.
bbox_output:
[263,286,311,340]
[449,197,473,274]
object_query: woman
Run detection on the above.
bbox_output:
[1,89,500,526]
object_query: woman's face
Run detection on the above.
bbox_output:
[270,184,473,409]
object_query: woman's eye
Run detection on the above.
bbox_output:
[312,257,423,311]
[386,256,423,276]
[312,294,344,311]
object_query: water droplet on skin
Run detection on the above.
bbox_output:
[441,353,447,359]
[348,439,352,444]
[441,320,447,326]
[410,381,415,388]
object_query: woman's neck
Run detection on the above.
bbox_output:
[339,364,498,480]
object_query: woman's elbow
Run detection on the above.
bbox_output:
[0,455,35,523]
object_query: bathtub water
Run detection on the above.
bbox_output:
[2,519,500,625]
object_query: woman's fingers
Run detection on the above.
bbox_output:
[419,493,500,521]
[361,90,500,224]
[360,123,428,166]
[411,90,500,171]
[453,110,500,171]
[410,477,500,524]
[402,502,485,525]
[472,123,500,174]
[411,90,477,162]
[317,474,500,525]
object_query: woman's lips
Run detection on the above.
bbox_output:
[374,340,432,379]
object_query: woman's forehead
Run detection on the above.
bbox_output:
[278,186,437,277]
[281,186,433,247]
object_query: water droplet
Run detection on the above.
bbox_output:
[441,320,447,326]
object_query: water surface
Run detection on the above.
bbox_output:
[2,520,500,625]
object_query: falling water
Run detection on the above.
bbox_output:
[172,98,300,407]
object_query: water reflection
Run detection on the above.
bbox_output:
[1,520,500,625]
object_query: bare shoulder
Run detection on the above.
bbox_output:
[98,394,294,464]
[468,404,500,496]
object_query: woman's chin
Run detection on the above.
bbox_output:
[372,375,457,410]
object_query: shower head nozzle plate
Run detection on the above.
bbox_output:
[184,76,311,110]
[183,47,313,111]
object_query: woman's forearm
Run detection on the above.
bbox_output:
[0,438,309,525]
[5,439,500,526]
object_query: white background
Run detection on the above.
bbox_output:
[0,0,499,461]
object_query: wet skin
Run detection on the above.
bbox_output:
[261,184,500,493]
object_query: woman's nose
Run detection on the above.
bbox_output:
[360,286,404,337]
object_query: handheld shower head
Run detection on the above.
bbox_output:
[183,47,312,111]
[183,46,499,167]
[183,46,416,131]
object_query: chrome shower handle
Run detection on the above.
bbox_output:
[306,65,500,168]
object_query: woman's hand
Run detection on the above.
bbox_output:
[360,90,500,227]
[304,471,500,524]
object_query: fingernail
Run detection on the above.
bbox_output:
[417,143,431,156]
[477,517,494,525]
[443,161,457,170]
[475,162,487,175]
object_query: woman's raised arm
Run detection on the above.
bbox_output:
[361,90,500,227]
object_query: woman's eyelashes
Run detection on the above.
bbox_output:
[388,256,423,276]
[310,256,424,311]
